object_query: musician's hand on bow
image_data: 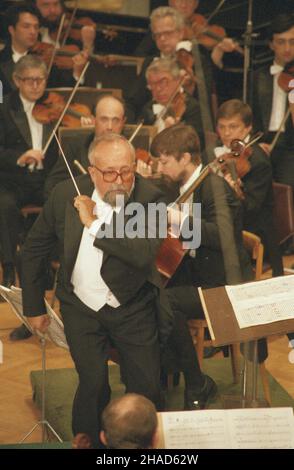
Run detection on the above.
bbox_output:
[136,159,152,177]
[27,314,51,334]
[211,38,237,68]
[17,149,44,167]
[164,116,177,128]
[80,115,95,127]
[72,50,89,78]
[74,195,97,228]
[259,142,271,157]
[81,25,96,53]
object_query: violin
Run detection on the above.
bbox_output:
[184,13,243,55]
[33,92,93,127]
[32,42,81,69]
[278,60,294,93]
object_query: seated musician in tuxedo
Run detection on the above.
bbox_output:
[126,6,214,123]
[215,99,284,277]
[0,55,58,295]
[44,94,126,196]
[20,133,173,448]
[251,14,294,191]
[142,57,204,146]
[0,2,89,96]
[150,124,252,409]
[30,0,95,51]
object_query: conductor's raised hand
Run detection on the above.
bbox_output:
[74,195,97,228]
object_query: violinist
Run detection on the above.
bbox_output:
[215,99,284,278]
[44,94,126,196]
[150,124,251,409]
[0,55,57,306]
[125,6,213,123]
[30,0,96,52]
[142,58,204,145]
[0,3,89,95]
[252,14,294,191]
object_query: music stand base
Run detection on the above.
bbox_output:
[221,394,269,409]
[19,420,63,444]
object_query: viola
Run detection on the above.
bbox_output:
[33,92,93,127]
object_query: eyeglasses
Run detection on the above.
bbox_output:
[16,76,46,86]
[92,165,134,183]
[152,29,178,41]
[147,77,172,91]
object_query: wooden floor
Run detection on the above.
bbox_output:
[0,256,294,445]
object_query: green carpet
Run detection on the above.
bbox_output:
[30,358,294,442]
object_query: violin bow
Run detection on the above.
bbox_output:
[128,119,144,143]
[60,0,78,48]
[29,61,90,172]
[155,73,187,125]
[206,0,226,23]
[74,159,87,175]
[268,108,291,154]
[47,13,67,77]
[43,61,90,155]
[54,131,81,195]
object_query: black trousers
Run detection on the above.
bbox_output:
[61,286,161,447]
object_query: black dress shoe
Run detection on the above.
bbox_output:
[2,263,16,288]
[9,324,32,341]
[184,375,217,410]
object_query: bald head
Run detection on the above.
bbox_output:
[95,95,126,136]
[100,394,158,449]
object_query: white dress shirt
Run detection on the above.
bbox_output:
[12,47,27,63]
[269,62,287,132]
[71,189,120,311]
[20,95,43,160]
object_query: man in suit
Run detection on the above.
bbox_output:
[252,14,294,190]
[142,57,204,147]
[0,55,57,293]
[215,99,284,277]
[44,94,126,197]
[150,124,251,408]
[21,133,172,448]
[0,2,89,96]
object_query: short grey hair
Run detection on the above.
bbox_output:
[146,57,181,81]
[13,55,47,79]
[150,6,185,32]
[88,133,136,165]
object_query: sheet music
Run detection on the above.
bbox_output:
[228,408,294,449]
[161,408,294,449]
[0,285,68,350]
[225,275,294,329]
[162,410,229,449]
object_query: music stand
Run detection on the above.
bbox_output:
[0,285,68,443]
[198,277,294,408]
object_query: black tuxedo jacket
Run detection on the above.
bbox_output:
[252,65,294,148]
[0,90,57,191]
[169,172,252,289]
[21,174,173,341]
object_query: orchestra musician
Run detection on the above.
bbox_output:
[0,55,58,295]
[251,14,294,191]
[215,99,284,278]
[142,58,204,145]
[150,124,252,408]
[20,133,173,448]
